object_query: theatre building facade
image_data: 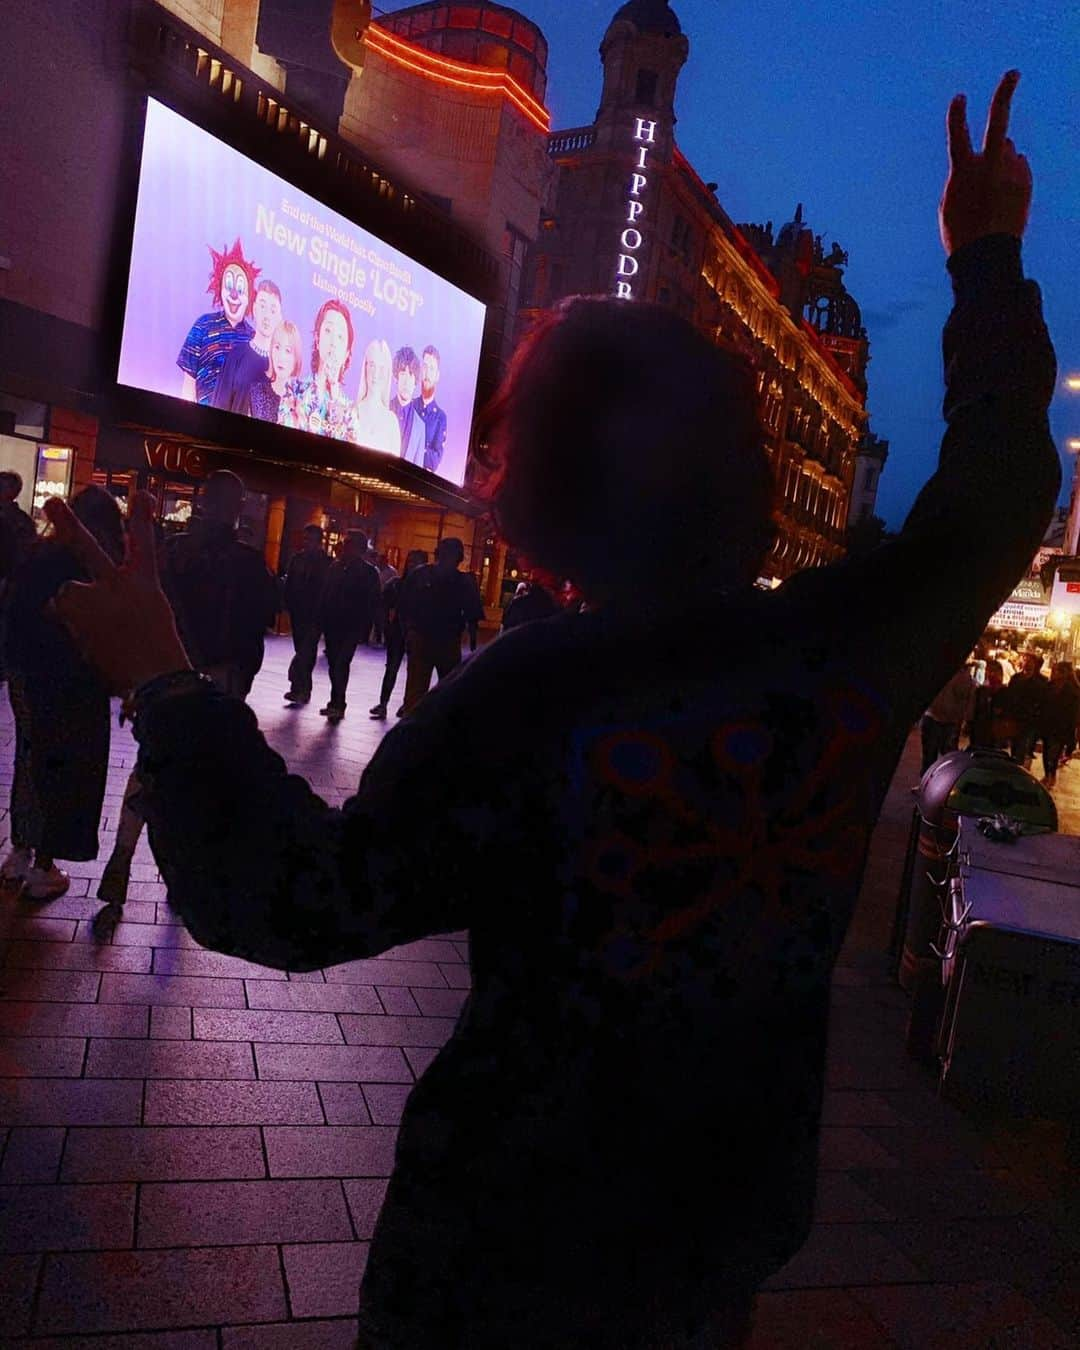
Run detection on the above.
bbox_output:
[522,0,870,580]
[1,0,552,612]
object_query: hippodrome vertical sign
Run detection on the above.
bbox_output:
[615,118,657,300]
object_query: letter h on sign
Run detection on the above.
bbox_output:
[616,119,659,301]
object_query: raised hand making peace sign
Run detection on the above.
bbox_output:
[44,492,191,696]
[940,69,1032,257]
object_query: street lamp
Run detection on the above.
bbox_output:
[1066,376,1080,392]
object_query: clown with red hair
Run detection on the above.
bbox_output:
[177,239,261,404]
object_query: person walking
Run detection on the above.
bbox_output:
[501,577,557,632]
[1,487,123,899]
[370,549,426,720]
[283,524,331,705]
[966,659,1009,750]
[48,74,1056,1350]
[161,470,279,699]
[919,663,975,775]
[0,470,36,686]
[999,649,1048,768]
[1036,660,1080,788]
[318,530,380,723]
[399,537,484,715]
[0,471,35,591]
[370,553,400,648]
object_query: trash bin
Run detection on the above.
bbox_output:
[937,820,1080,1117]
[896,748,1056,1059]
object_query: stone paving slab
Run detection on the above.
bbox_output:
[0,639,1076,1343]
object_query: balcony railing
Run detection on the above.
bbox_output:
[548,127,595,156]
[130,0,500,298]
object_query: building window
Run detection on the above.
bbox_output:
[635,69,659,106]
[670,214,693,262]
[502,222,530,353]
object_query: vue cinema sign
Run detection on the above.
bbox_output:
[615,117,658,300]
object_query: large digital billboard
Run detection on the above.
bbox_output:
[117,99,487,487]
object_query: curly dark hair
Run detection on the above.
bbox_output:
[473,296,776,600]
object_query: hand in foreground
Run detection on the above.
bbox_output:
[940,70,1032,257]
[45,491,191,695]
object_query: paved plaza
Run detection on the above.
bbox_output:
[0,636,1078,1347]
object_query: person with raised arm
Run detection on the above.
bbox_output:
[47,74,1057,1350]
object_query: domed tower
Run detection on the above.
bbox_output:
[595,0,689,158]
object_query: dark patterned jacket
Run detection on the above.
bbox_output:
[132,235,1059,1346]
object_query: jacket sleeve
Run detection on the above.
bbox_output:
[133,683,481,971]
[779,235,1060,732]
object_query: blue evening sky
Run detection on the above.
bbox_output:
[386,0,1079,527]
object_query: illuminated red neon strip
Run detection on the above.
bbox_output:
[367,25,551,132]
[370,22,549,114]
[368,25,549,125]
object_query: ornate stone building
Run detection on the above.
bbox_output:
[523,0,871,579]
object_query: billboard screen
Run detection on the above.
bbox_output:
[117,99,487,487]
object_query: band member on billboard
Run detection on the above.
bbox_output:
[250,320,303,424]
[177,239,261,405]
[351,339,401,457]
[414,344,448,474]
[211,280,283,415]
[278,299,357,440]
[391,347,426,466]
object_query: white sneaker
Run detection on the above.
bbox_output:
[0,847,32,885]
[22,865,70,901]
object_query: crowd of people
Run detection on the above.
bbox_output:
[920,646,1080,788]
[0,466,488,909]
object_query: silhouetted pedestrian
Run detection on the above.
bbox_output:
[966,659,1009,749]
[161,469,278,699]
[1037,660,1080,788]
[1,487,123,899]
[370,549,426,720]
[0,470,36,686]
[399,537,484,714]
[501,577,556,632]
[318,530,380,722]
[283,524,331,705]
[919,664,975,774]
[1000,649,1048,768]
[370,553,399,647]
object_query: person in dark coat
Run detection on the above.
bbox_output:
[47,75,1056,1350]
[1037,660,1080,788]
[0,471,36,588]
[283,524,331,705]
[399,537,484,714]
[370,549,427,720]
[1,486,123,900]
[966,659,1009,749]
[0,470,37,688]
[161,469,278,699]
[999,649,1048,768]
[501,577,557,632]
[318,530,380,722]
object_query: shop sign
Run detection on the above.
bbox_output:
[615,117,657,300]
[143,438,207,478]
[988,600,1049,631]
[1010,577,1048,604]
[1050,572,1080,616]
